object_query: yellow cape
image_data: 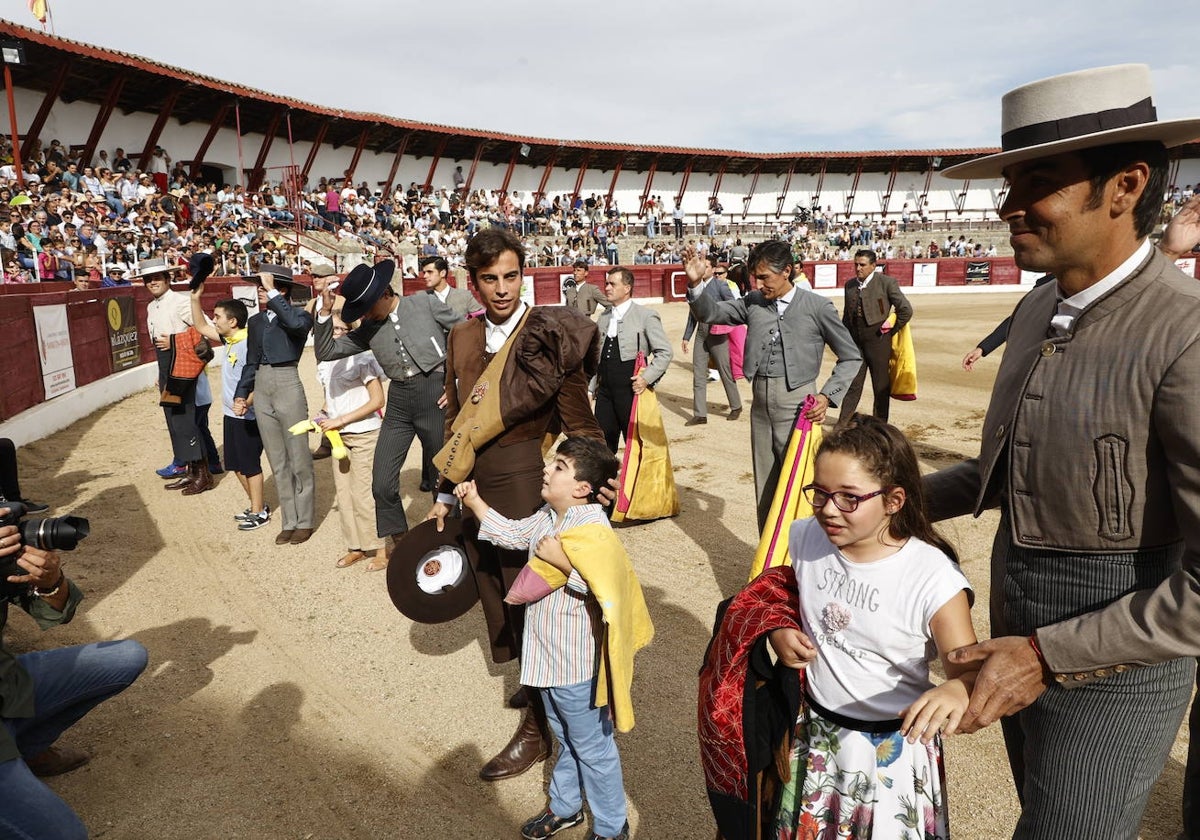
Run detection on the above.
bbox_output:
[613,361,679,522]
[547,524,654,733]
[749,395,823,579]
[888,319,917,401]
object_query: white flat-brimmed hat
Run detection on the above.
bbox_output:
[134,257,177,278]
[943,64,1200,179]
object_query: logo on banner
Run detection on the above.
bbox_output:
[33,304,76,399]
[106,296,140,372]
[965,261,992,285]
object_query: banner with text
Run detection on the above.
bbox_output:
[33,303,76,399]
[106,296,140,372]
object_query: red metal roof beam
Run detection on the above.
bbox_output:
[422,136,449,194]
[21,58,70,160]
[463,138,485,194]
[79,73,126,168]
[246,107,283,192]
[299,120,329,183]
[343,123,372,184]
[381,131,411,198]
[136,86,182,171]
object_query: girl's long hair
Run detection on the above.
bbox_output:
[817,414,959,564]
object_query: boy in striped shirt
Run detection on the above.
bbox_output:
[455,436,631,840]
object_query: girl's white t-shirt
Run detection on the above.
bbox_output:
[788,517,972,721]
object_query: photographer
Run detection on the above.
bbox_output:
[0,510,147,839]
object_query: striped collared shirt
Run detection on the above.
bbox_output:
[478,503,609,687]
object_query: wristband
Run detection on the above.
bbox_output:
[33,572,65,598]
[1028,633,1048,667]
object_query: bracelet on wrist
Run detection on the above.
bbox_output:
[1028,633,1048,668]
[33,572,65,598]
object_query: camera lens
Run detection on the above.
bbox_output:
[19,516,90,551]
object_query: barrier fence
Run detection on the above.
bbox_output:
[3,253,1198,423]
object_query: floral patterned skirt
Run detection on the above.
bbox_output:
[771,701,950,840]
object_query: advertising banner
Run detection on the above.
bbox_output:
[106,296,140,372]
[33,304,75,399]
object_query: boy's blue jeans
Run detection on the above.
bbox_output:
[541,679,627,837]
[0,639,148,840]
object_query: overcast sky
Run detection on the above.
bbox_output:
[10,0,1200,154]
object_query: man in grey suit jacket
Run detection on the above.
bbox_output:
[682,255,742,425]
[921,64,1200,839]
[235,266,315,545]
[589,266,672,452]
[418,255,478,490]
[421,256,478,319]
[685,240,860,529]
[837,248,912,427]
[313,259,462,540]
[562,260,612,318]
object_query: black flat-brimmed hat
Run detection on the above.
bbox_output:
[256,262,299,288]
[187,252,214,291]
[386,517,480,624]
[943,64,1200,180]
[338,260,395,323]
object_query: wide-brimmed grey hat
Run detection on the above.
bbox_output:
[943,64,1200,180]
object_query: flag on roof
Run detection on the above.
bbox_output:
[29,0,47,24]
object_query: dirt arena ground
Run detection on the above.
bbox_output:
[8,291,1189,839]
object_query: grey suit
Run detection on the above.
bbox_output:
[924,248,1200,838]
[433,285,478,319]
[592,302,672,451]
[314,293,462,537]
[838,271,912,425]
[564,281,612,317]
[239,293,315,532]
[688,284,860,527]
[682,277,742,420]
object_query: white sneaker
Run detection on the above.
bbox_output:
[234,505,271,522]
[707,369,720,381]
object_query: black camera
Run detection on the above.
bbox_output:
[0,502,88,592]
[0,501,90,552]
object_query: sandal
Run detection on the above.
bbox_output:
[336,551,366,569]
[365,551,389,572]
[521,808,584,839]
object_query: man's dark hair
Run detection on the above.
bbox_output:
[215,298,249,328]
[556,436,619,502]
[465,228,525,280]
[573,259,589,271]
[855,249,878,265]
[420,255,449,273]
[606,266,634,289]
[1077,141,1168,239]
[747,239,796,281]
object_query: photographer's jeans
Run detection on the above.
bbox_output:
[0,639,148,840]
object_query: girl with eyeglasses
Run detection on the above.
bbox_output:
[768,415,977,839]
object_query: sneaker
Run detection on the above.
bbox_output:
[157,462,187,479]
[234,505,270,523]
[520,808,584,839]
[707,369,720,382]
[237,510,271,531]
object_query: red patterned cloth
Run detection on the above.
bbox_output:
[698,566,803,838]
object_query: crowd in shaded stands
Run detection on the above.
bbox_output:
[1,133,1195,286]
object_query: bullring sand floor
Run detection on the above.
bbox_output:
[8,292,1188,839]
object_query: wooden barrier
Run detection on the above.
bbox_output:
[2,253,1196,422]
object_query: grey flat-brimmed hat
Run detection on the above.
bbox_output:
[943,64,1200,180]
[255,262,300,289]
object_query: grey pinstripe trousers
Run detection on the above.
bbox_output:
[991,521,1193,839]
